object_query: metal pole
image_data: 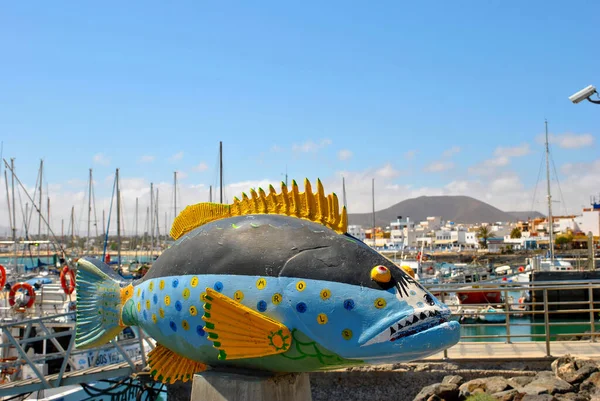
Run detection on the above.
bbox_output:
[219,141,223,203]
[372,178,375,246]
[504,289,511,343]
[10,159,18,272]
[116,168,121,268]
[209,185,212,203]
[543,289,551,357]
[46,196,50,257]
[135,197,138,252]
[150,183,154,258]
[87,168,92,255]
[545,120,554,264]
[589,285,595,343]
[174,171,177,219]
[70,206,75,250]
[342,176,347,209]
[38,159,43,258]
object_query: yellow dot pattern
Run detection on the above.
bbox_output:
[164,295,171,306]
[374,298,386,309]
[296,281,306,292]
[234,290,244,302]
[342,329,353,340]
[272,293,282,305]
[145,300,151,310]
[189,305,198,316]
[159,280,165,290]
[159,308,165,319]
[182,288,190,300]
[149,281,154,291]
[320,289,331,300]
[182,320,190,331]
[317,313,328,324]
[190,277,198,288]
[256,278,267,290]
[152,314,157,323]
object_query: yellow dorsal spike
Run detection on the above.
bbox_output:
[257,188,267,213]
[303,179,314,219]
[338,207,348,233]
[170,178,347,239]
[280,182,290,215]
[315,179,327,224]
[290,180,300,217]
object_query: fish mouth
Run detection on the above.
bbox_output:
[361,306,450,347]
[389,309,448,342]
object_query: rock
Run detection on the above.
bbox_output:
[520,395,558,401]
[442,375,463,386]
[458,376,510,398]
[523,375,573,395]
[415,364,431,372]
[508,376,536,389]
[581,372,600,392]
[563,365,598,384]
[575,358,599,372]
[493,388,519,401]
[555,392,591,401]
[413,383,459,401]
[426,396,443,401]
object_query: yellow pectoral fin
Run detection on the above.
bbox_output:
[148,344,206,384]
[202,288,292,361]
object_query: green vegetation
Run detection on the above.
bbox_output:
[555,232,574,249]
[477,226,492,249]
[510,227,522,239]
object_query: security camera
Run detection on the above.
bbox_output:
[569,85,597,104]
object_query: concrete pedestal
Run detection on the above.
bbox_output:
[190,371,312,401]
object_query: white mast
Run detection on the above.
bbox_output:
[87,168,92,255]
[545,120,554,265]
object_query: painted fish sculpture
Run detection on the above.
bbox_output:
[75,179,460,384]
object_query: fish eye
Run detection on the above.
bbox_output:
[370,265,391,283]
[424,293,435,306]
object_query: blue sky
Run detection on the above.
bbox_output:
[1,1,599,233]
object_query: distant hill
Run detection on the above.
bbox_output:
[348,195,542,227]
[507,211,545,221]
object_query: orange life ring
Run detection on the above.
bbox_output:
[60,266,76,295]
[8,283,36,308]
[0,265,6,288]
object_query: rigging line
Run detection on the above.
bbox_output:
[102,174,117,261]
[549,151,568,216]
[26,168,41,231]
[530,152,545,215]
[2,159,66,257]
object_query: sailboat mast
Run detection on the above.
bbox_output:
[219,141,223,204]
[116,168,121,267]
[70,206,75,250]
[150,183,154,258]
[11,158,16,272]
[173,171,177,221]
[209,186,212,203]
[342,177,347,209]
[372,178,375,245]
[87,168,92,255]
[545,120,554,264]
[135,197,139,253]
[38,159,43,257]
[47,196,50,257]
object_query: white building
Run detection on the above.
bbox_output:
[574,208,600,237]
[347,225,366,241]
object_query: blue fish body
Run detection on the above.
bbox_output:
[75,191,460,382]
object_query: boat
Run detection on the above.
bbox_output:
[456,286,503,305]
[477,306,506,323]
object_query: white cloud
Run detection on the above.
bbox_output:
[375,163,401,178]
[423,161,454,173]
[469,143,530,176]
[193,162,208,172]
[169,151,184,162]
[537,133,595,149]
[93,153,110,166]
[338,149,353,161]
[404,150,417,160]
[442,146,461,157]
[494,143,530,158]
[138,155,155,163]
[271,145,283,153]
[292,139,332,153]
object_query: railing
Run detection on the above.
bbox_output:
[0,312,155,392]
[424,279,600,358]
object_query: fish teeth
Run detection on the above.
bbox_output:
[390,326,397,335]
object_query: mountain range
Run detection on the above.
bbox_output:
[347,195,545,228]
